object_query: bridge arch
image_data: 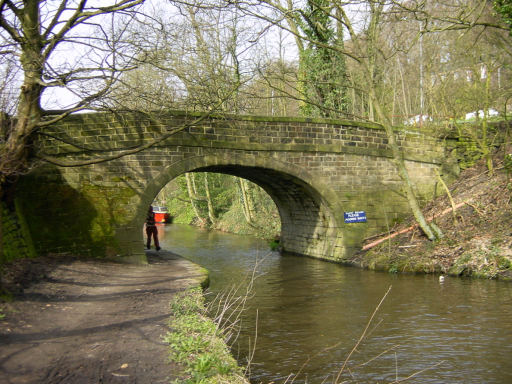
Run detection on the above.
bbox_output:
[136,153,345,261]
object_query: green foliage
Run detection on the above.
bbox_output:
[297,0,349,117]
[504,153,512,174]
[166,174,237,225]
[167,175,197,224]
[160,173,280,241]
[170,287,206,316]
[299,48,349,117]
[166,331,210,362]
[269,239,280,251]
[165,288,247,384]
[494,0,512,34]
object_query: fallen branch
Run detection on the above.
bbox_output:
[362,200,471,251]
[362,224,417,251]
[363,228,401,242]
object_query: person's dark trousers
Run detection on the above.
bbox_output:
[146,226,160,250]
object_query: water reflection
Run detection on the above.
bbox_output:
[161,224,512,383]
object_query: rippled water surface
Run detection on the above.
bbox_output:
[159,224,512,383]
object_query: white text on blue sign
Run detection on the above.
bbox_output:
[344,211,367,223]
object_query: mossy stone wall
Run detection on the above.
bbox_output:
[1,200,36,264]
[444,120,511,170]
[22,111,451,263]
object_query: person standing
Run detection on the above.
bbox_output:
[145,206,160,251]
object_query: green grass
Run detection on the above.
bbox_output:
[269,239,280,251]
[165,287,248,384]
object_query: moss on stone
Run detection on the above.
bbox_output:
[455,137,483,169]
[1,201,36,265]
[13,169,139,258]
[15,175,99,256]
[79,182,138,254]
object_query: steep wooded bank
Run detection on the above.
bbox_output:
[350,146,512,280]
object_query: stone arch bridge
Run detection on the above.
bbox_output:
[18,111,454,263]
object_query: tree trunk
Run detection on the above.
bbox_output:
[185,173,203,223]
[483,70,493,174]
[203,173,216,225]
[397,57,410,120]
[1,1,43,189]
[238,178,253,224]
[371,90,443,240]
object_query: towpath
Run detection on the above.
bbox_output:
[0,251,206,384]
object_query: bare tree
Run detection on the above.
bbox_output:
[0,0,156,198]
[242,59,300,116]
[238,0,511,240]
[110,0,260,113]
[239,0,446,239]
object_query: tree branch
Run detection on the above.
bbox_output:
[42,0,145,61]
[0,1,23,42]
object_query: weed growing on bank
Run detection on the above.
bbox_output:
[165,287,249,384]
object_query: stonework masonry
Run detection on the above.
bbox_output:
[17,111,454,263]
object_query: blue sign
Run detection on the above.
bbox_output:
[344,211,367,223]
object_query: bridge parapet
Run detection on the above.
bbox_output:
[39,111,444,164]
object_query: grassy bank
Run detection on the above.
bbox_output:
[165,287,249,384]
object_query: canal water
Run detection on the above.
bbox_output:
[158,224,512,383]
